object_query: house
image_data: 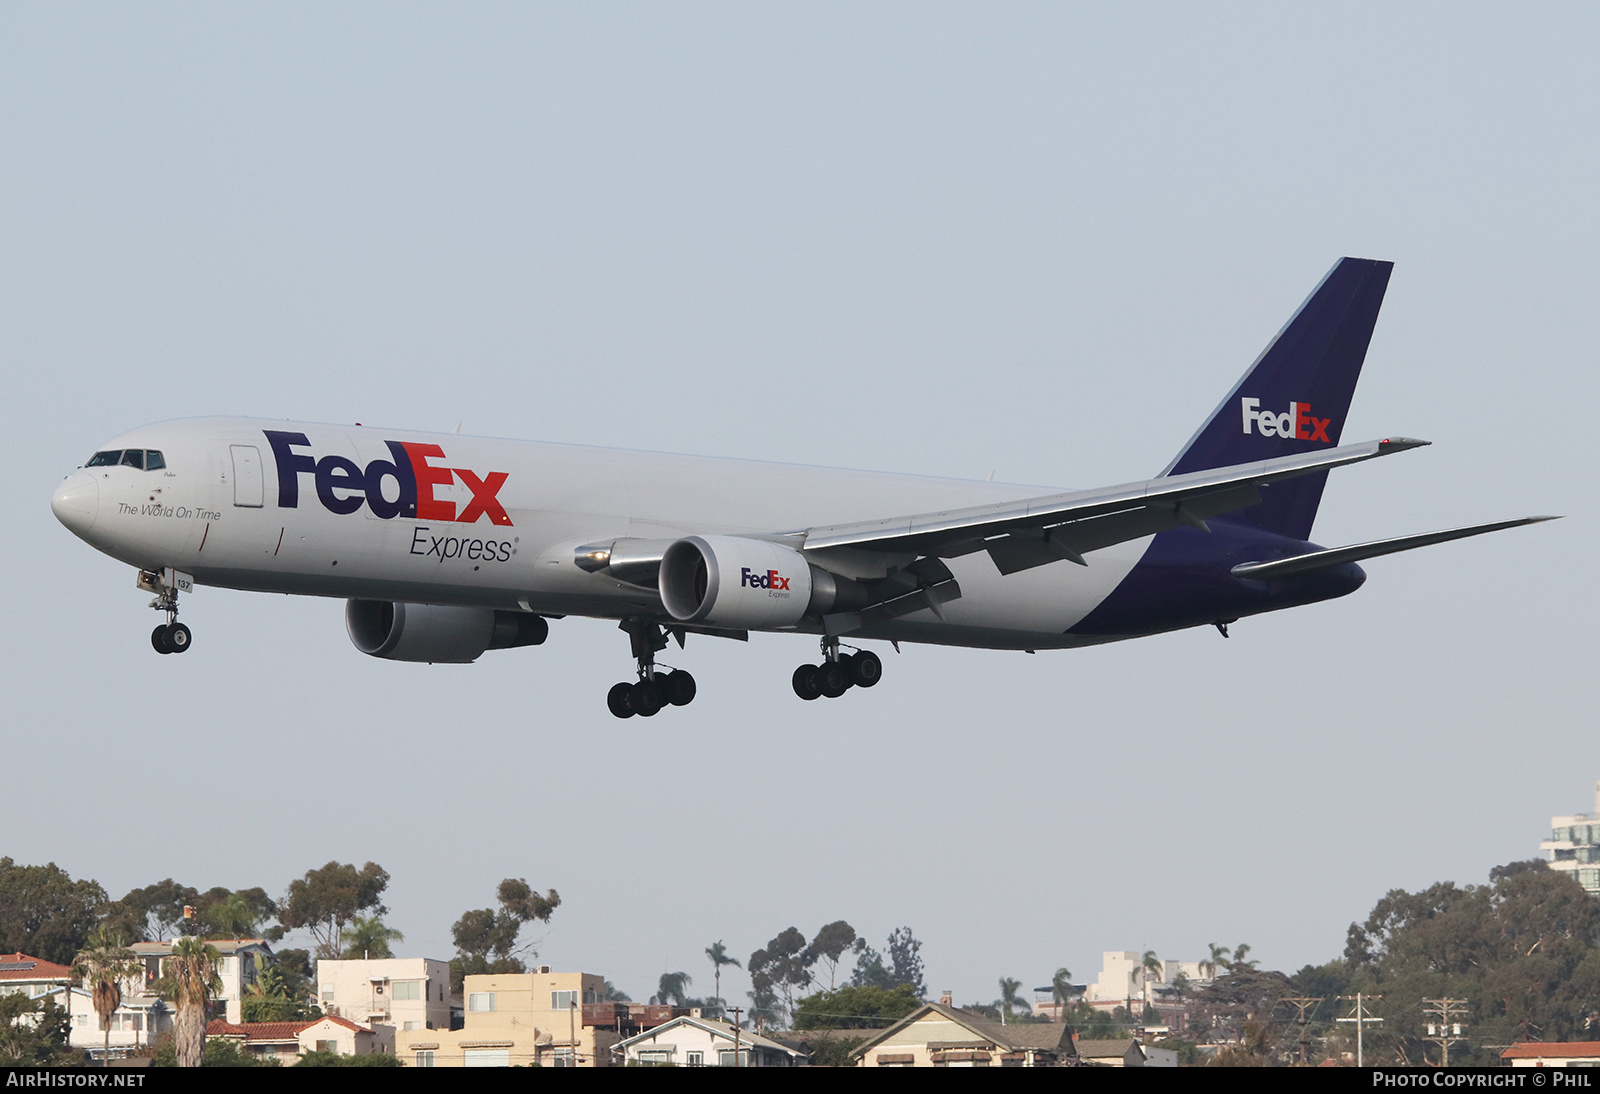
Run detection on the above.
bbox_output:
[1076,1038,1150,1067]
[850,1003,1078,1067]
[394,969,626,1067]
[613,1015,807,1067]
[315,957,452,1051]
[3,951,171,1060]
[1502,1042,1600,1067]
[129,939,274,1024]
[207,1015,377,1064]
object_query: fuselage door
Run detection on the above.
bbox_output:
[230,445,264,507]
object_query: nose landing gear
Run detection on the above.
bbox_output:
[608,620,697,719]
[139,569,193,655]
[792,637,881,701]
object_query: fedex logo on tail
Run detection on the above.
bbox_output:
[263,431,513,526]
[1240,398,1332,443]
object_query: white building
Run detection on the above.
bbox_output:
[1084,951,1213,1009]
[614,1015,807,1067]
[1541,780,1600,895]
[129,939,274,1025]
[3,950,172,1060]
[316,957,452,1051]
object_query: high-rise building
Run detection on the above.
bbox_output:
[1540,780,1600,895]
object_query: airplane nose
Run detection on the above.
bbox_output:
[51,471,99,537]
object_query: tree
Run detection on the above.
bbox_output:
[1141,950,1164,1001]
[749,928,811,1024]
[1051,967,1074,1018]
[849,927,926,997]
[278,862,390,959]
[805,922,861,990]
[71,927,142,1066]
[995,976,1031,1020]
[448,878,559,993]
[654,971,693,1006]
[341,915,404,959]
[0,995,74,1066]
[793,984,922,1030]
[1204,942,1229,980]
[0,857,107,964]
[199,888,278,940]
[157,936,222,1068]
[705,939,741,1011]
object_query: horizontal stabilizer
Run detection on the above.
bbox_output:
[1228,516,1560,580]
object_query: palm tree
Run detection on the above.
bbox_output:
[705,941,741,1013]
[1140,950,1163,1004]
[340,914,405,959]
[1231,943,1258,972]
[995,977,1030,1023]
[71,928,142,1067]
[656,971,692,1007]
[160,936,222,1068]
[1051,967,1073,1021]
[1204,942,1230,980]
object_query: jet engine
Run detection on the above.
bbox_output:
[344,600,548,663]
[658,535,866,629]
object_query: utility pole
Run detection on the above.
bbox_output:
[728,1006,743,1067]
[1279,996,1325,1065]
[1336,993,1383,1067]
[1422,999,1469,1068]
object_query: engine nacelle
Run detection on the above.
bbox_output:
[659,535,864,630]
[345,600,548,663]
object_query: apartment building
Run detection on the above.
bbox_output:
[316,957,452,1051]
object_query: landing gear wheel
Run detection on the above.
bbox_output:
[151,625,172,655]
[607,682,637,719]
[633,680,665,717]
[165,622,192,654]
[662,670,697,707]
[819,662,851,698]
[792,664,822,701]
[847,649,881,687]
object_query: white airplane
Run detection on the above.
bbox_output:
[52,258,1552,716]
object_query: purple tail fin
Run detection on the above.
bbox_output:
[1163,257,1394,541]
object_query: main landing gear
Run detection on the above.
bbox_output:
[792,637,881,701]
[608,620,697,719]
[138,569,193,655]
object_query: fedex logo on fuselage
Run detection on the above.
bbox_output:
[741,567,791,591]
[1240,398,1332,443]
[263,430,513,526]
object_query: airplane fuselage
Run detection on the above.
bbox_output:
[50,416,1356,652]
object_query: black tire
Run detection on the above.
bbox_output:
[634,681,665,717]
[848,649,882,687]
[166,622,192,654]
[663,670,697,707]
[819,662,850,698]
[151,625,171,655]
[607,682,637,719]
[792,664,822,701]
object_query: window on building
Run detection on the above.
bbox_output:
[393,981,421,1001]
[468,993,496,1012]
[551,1047,574,1067]
[316,1040,338,1053]
[719,1049,751,1067]
[551,990,578,1010]
[686,1052,704,1066]
[638,1049,672,1065]
[415,1051,434,1068]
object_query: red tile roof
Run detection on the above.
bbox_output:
[1502,1042,1600,1060]
[0,953,72,981]
[207,1015,372,1041]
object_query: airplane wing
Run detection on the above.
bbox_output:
[1227,516,1559,581]
[799,436,1429,575]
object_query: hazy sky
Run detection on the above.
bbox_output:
[4,4,1595,1007]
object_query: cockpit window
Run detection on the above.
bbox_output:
[120,450,146,470]
[85,451,121,467]
[85,448,164,470]
[144,450,165,471]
